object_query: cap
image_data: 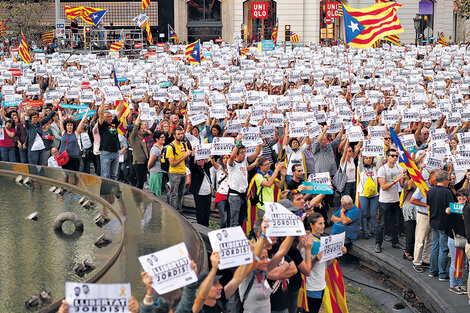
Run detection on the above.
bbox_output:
[279,198,298,212]
[197,271,223,286]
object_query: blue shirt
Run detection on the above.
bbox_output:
[332,205,361,241]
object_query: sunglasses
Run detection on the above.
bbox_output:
[389,155,399,158]
[291,189,301,194]
[384,137,392,140]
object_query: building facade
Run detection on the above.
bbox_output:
[172,0,457,45]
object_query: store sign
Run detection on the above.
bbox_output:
[326,2,340,18]
[252,2,268,19]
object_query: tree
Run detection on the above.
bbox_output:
[0,0,54,41]
[455,0,470,19]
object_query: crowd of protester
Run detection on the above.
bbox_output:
[3,36,470,310]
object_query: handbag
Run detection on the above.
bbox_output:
[332,164,347,192]
[55,134,70,166]
[452,230,467,249]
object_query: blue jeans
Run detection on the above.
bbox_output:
[100,151,119,180]
[359,195,378,233]
[448,237,466,287]
[19,147,28,163]
[28,149,44,165]
[341,181,356,202]
[228,194,244,227]
[216,199,228,228]
[376,201,400,245]
[430,229,449,279]
[0,146,16,162]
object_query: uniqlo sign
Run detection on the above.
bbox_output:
[326,2,340,18]
[252,2,268,19]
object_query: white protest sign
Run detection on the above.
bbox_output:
[65,282,131,313]
[208,226,252,270]
[430,128,447,142]
[368,126,386,140]
[452,155,470,171]
[347,126,364,142]
[242,127,262,146]
[363,139,385,157]
[308,172,330,184]
[457,132,470,145]
[211,137,234,155]
[195,143,211,160]
[289,122,309,137]
[103,87,123,102]
[189,114,207,126]
[225,120,242,133]
[133,13,149,28]
[425,152,443,170]
[308,122,323,138]
[319,232,345,263]
[401,134,417,153]
[264,202,306,237]
[138,242,197,295]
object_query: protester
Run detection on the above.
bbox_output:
[375,148,406,253]
[129,108,149,189]
[58,108,90,171]
[427,170,454,281]
[148,131,166,198]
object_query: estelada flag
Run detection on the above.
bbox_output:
[342,2,404,49]
[65,6,107,26]
[291,32,300,43]
[389,127,429,198]
[168,24,179,43]
[110,34,124,52]
[19,32,31,64]
[42,30,54,43]
[185,40,205,65]
[323,260,349,313]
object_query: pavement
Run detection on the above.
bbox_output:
[347,235,470,313]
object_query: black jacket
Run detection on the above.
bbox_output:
[188,156,212,195]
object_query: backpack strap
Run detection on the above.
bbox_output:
[241,274,256,307]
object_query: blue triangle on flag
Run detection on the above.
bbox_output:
[90,9,107,26]
[342,5,365,44]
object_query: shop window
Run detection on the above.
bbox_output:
[187,0,222,43]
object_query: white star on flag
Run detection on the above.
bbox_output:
[92,14,98,19]
[348,21,359,33]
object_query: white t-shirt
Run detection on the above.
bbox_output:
[286,144,307,175]
[377,163,402,203]
[199,172,212,196]
[341,157,356,183]
[228,159,248,193]
[216,167,230,195]
[303,249,327,292]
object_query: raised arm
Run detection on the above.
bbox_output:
[75,108,90,136]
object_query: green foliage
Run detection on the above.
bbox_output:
[0,0,53,40]
[455,0,470,19]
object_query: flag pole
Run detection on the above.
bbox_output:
[341,8,352,95]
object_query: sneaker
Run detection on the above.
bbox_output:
[458,286,467,294]
[413,265,424,273]
[449,286,464,295]
[439,276,450,282]
[428,272,438,278]
[391,242,405,250]
[375,244,382,253]
[384,235,392,242]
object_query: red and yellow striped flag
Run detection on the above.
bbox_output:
[384,34,401,46]
[42,30,54,43]
[291,32,300,43]
[323,260,349,313]
[271,19,279,45]
[454,248,465,278]
[343,2,404,49]
[142,0,150,10]
[437,32,449,46]
[141,21,153,45]
[19,32,31,64]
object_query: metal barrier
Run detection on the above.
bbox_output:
[56,28,145,55]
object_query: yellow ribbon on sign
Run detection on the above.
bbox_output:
[177,247,184,256]
[120,286,126,297]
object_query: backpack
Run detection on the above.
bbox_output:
[160,142,189,173]
[226,275,255,313]
[249,174,266,207]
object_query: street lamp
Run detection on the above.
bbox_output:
[413,15,421,46]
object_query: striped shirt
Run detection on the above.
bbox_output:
[313,136,341,176]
